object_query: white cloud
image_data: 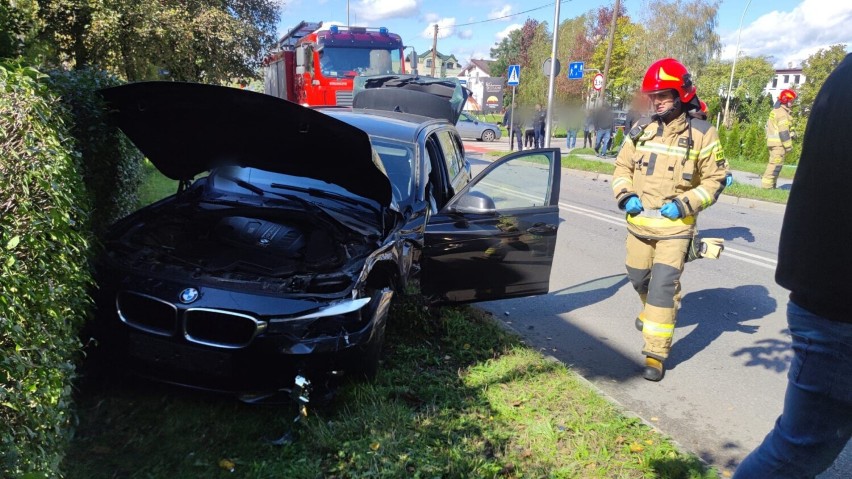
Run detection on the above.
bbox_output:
[721,0,852,68]
[421,17,457,39]
[488,5,512,21]
[424,13,440,23]
[495,23,522,41]
[352,0,419,22]
[458,29,474,39]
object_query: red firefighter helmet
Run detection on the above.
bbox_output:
[699,100,708,113]
[641,58,696,103]
[778,89,797,104]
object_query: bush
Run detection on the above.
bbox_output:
[47,69,145,237]
[0,61,93,478]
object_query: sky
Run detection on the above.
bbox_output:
[275,0,852,70]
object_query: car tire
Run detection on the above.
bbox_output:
[481,129,496,142]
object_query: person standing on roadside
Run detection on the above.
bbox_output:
[762,89,796,189]
[593,103,614,157]
[612,58,727,381]
[566,108,581,149]
[583,110,594,148]
[502,102,523,151]
[533,103,547,148]
[732,53,852,479]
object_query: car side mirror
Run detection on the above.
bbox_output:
[451,191,496,215]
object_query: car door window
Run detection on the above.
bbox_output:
[437,131,460,179]
[466,153,552,210]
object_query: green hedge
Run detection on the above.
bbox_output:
[48,69,144,237]
[0,62,92,478]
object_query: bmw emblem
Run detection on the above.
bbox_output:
[179,288,199,304]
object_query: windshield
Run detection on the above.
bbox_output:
[318,47,403,78]
[371,138,415,204]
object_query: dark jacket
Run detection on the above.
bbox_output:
[593,107,614,130]
[502,108,521,128]
[775,53,852,323]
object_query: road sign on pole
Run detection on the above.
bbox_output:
[507,65,520,86]
[593,73,605,91]
[568,61,584,79]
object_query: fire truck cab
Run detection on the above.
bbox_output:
[264,21,407,107]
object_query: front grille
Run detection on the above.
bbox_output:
[184,308,265,349]
[117,291,178,336]
[335,90,354,106]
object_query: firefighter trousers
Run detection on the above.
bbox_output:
[762,146,786,189]
[625,233,691,360]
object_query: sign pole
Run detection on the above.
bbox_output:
[544,0,561,148]
[510,86,516,149]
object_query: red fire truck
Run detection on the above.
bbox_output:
[264,21,409,106]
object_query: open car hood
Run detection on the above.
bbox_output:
[99,82,391,207]
[352,75,468,124]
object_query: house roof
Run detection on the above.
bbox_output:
[418,49,459,62]
[459,59,494,76]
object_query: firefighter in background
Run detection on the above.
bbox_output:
[762,89,797,189]
[612,58,728,381]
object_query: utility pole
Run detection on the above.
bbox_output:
[600,0,620,106]
[543,0,561,147]
[431,24,438,77]
[722,0,753,128]
[347,0,350,27]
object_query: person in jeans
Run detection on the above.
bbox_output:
[593,104,614,157]
[732,53,852,479]
[566,109,581,149]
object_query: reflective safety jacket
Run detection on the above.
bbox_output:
[612,113,728,239]
[766,103,793,151]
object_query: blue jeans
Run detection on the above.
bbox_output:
[595,129,611,155]
[567,129,577,148]
[733,301,852,479]
[534,126,545,149]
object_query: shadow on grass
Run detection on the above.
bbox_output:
[649,455,719,479]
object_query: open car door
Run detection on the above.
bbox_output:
[421,148,561,303]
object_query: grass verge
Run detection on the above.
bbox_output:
[136,159,179,207]
[486,150,789,204]
[726,157,796,180]
[65,292,717,478]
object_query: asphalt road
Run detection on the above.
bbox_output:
[462,138,850,477]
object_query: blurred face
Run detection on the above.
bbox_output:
[647,90,677,115]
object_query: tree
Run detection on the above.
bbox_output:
[634,0,721,77]
[799,44,848,118]
[699,56,774,124]
[31,0,280,83]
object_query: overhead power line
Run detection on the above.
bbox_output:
[453,0,571,28]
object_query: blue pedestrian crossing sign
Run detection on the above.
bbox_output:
[568,61,584,79]
[507,65,521,86]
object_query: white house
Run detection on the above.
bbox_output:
[457,59,498,112]
[765,68,805,103]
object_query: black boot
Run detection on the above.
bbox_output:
[643,356,665,381]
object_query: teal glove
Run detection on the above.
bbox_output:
[660,202,682,219]
[624,196,643,215]
[725,173,733,188]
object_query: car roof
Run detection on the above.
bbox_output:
[321,108,449,142]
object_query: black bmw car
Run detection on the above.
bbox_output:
[92,79,561,397]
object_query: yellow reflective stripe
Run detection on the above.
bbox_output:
[642,319,674,338]
[612,177,633,190]
[627,214,695,228]
[636,143,699,160]
[694,186,712,208]
[699,140,720,157]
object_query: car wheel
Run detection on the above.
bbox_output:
[481,129,496,142]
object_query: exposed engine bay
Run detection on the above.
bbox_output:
[106,200,376,294]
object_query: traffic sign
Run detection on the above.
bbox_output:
[507,65,520,86]
[542,58,561,77]
[568,61,584,79]
[593,73,605,91]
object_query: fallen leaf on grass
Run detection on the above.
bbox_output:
[218,458,235,472]
[370,442,381,451]
[629,443,645,453]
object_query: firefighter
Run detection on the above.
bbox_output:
[612,58,728,381]
[762,89,796,189]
